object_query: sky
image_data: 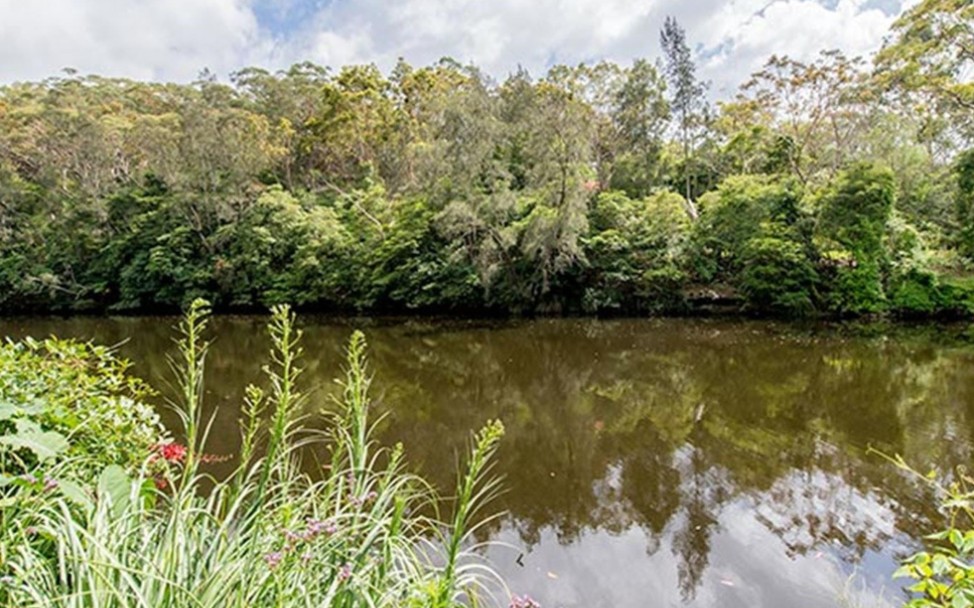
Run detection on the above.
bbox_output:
[0,0,915,97]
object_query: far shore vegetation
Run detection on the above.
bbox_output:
[1,3,973,320]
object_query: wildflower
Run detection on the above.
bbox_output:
[153,442,187,463]
[43,477,58,492]
[304,518,337,540]
[337,563,352,582]
[264,551,284,570]
[510,594,541,608]
[283,529,302,546]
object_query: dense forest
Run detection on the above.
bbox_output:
[1,1,972,317]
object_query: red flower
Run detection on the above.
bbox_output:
[154,442,187,463]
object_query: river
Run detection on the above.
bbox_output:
[4,315,973,608]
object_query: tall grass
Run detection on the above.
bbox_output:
[1,302,510,607]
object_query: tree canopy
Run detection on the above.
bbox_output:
[0,7,972,318]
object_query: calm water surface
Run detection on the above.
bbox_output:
[4,316,974,608]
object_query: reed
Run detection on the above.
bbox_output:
[1,301,510,607]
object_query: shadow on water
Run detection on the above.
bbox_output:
[4,315,974,608]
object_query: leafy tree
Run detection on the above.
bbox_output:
[660,16,708,218]
[739,237,818,315]
[816,163,896,315]
[736,51,871,183]
[689,175,806,283]
[582,190,689,312]
[876,0,974,146]
[610,60,671,197]
[956,149,974,258]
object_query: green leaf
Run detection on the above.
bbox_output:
[0,401,17,421]
[98,465,131,518]
[894,565,916,579]
[59,479,94,514]
[0,428,69,462]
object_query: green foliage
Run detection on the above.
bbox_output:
[955,150,974,260]
[825,261,887,316]
[888,456,974,608]
[0,49,972,320]
[582,190,690,312]
[690,174,805,283]
[221,187,348,307]
[876,0,974,146]
[0,304,511,607]
[889,269,942,316]
[739,237,818,315]
[0,337,163,480]
[818,163,896,258]
[817,163,897,315]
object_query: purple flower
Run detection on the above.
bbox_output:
[510,594,541,608]
[283,529,302,546]
[43,477,58,492]
[337,563,352,582]
[305,519,338,540]
[264,551,284,569]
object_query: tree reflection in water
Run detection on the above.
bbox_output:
[2,316,972,607]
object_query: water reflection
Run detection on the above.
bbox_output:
[3,316,973,607]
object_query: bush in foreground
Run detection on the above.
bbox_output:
[0,301,523,607]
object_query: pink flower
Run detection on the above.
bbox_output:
[264,551,284,569]
[337,563,352,582]
[510,594,541,608]
[304,519,338,540]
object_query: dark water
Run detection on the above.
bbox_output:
[4,315,974,608]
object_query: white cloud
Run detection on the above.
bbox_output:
[696,0,898,96]
[0,0,910,96]
[278,0,902,94]
[0,0,263,83]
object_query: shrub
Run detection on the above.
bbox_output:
[888,456,974,608]
[955,149,974,260]
[825,260,887,316]
[689,175,804,282]
[0,302,515,608]
[739,237,818,315]
[817,162,896,260]
[582,190,690,312]
[0,337,163,481]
